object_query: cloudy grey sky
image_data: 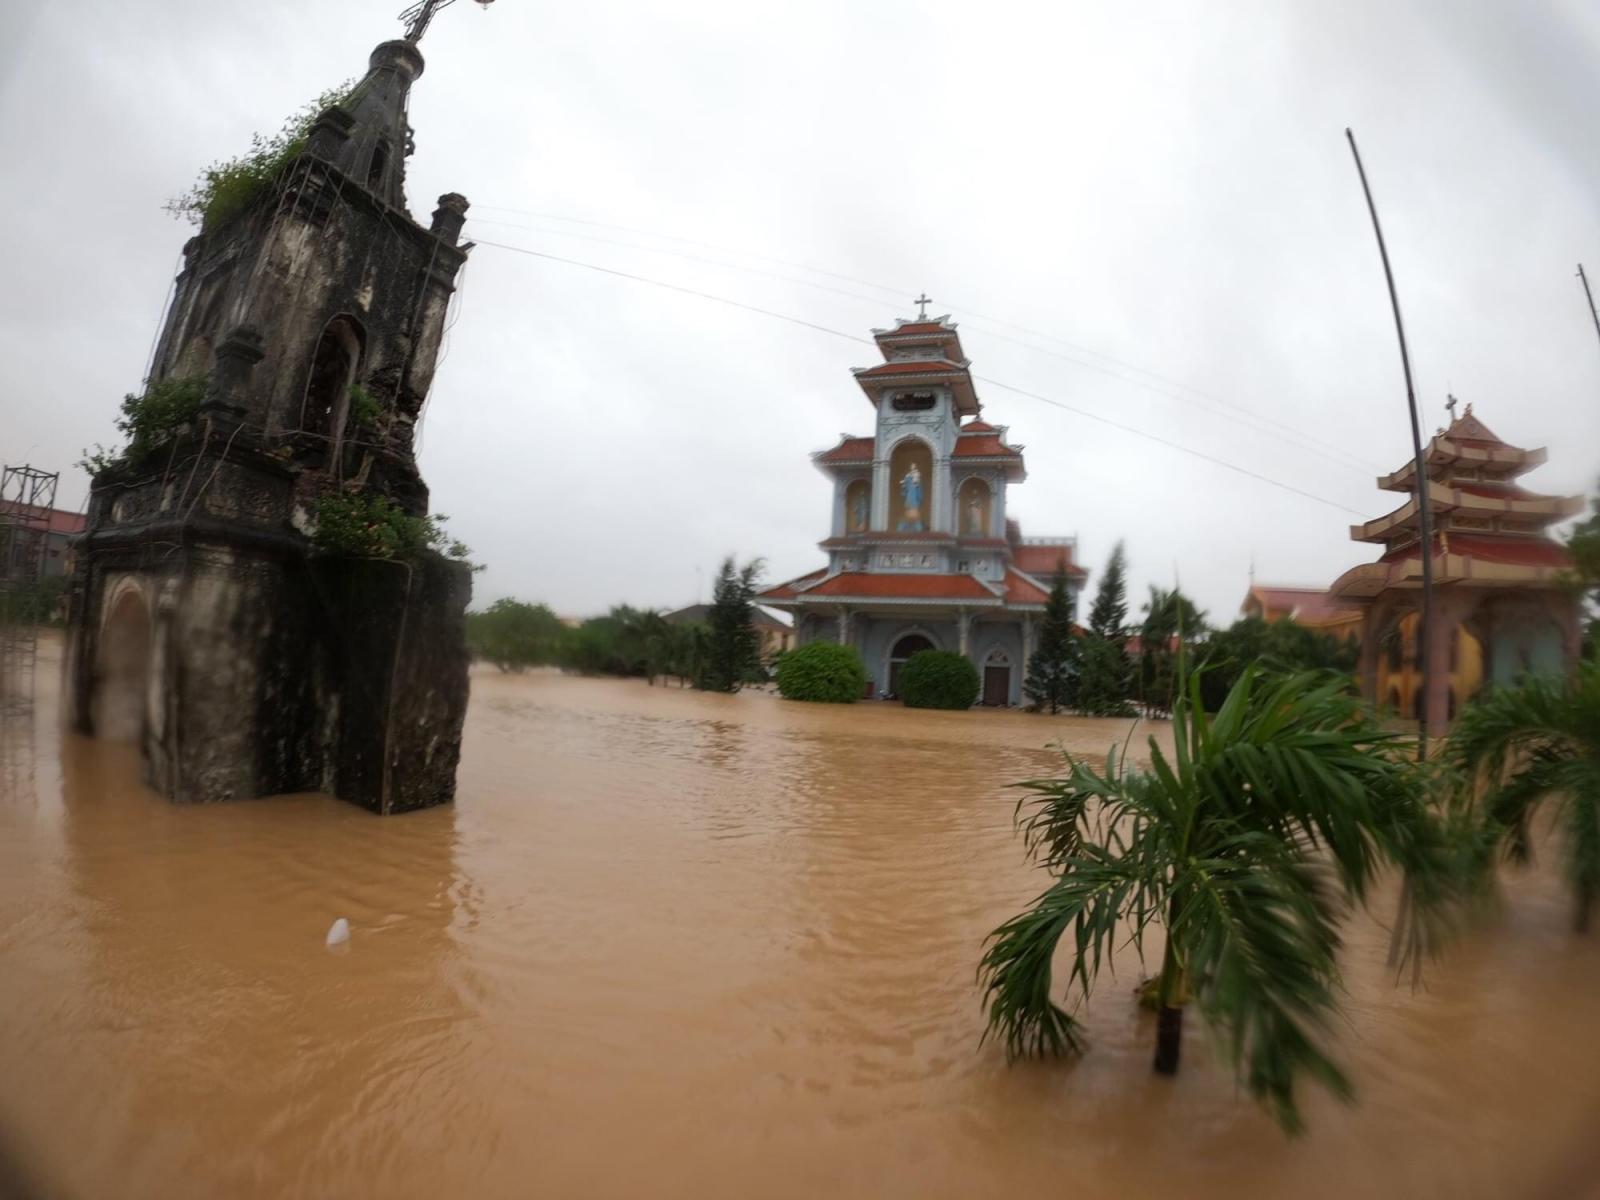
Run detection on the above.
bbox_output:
[3,0,1597,624]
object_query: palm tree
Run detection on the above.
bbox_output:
[1448,661,1600,932]
[978,666,1457,1134]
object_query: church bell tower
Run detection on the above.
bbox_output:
[65,17,481,813]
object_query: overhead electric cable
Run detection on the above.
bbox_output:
[473,236,1369,517]
[474,203,1383,472]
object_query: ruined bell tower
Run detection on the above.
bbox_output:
[64,20,479,812]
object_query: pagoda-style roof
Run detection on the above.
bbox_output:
[1380,405,1547,492]
[762,570,1006,606]
[852,315,981,415]
[1352,479,1582,543]
[954,419,1025,478]
[814,435,875,468]
[1331,532,1573,599]
[1241,585,1357,626]
[871,315,967,363]
[1011,539,1088,581]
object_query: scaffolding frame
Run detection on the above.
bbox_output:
[0,464,61,713]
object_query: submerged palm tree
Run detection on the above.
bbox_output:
[1449,661,1600,932]
[979,666,1457,1134]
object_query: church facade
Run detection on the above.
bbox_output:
[759,314,1085,705]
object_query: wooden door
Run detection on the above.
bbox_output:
[983,664,1010,707]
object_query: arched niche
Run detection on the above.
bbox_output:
[958,477,992,537]
[844,479,872,533]
[299,315,366,454]
[887,629,938,698]
[93,585,153,744]
[888,438,933,533]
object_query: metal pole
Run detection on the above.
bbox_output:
[1579,264,1600,356]
[1345,129,1435,759]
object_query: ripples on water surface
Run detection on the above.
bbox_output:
[2,643,1599,1198]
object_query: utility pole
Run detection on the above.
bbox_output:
[1579,264,1600,356]
[1346,128,1435,763]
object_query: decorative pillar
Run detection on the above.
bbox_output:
[957,609,972,657]
[837,606,852,647]
[871,457,890,531]
[1022,615,1036,662]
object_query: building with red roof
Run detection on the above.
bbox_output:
[1328,403,1582,728]
[757,311,1086,704]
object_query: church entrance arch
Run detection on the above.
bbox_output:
[982,647,1011,707]
[93,585,153,744]
[887,632,936,698]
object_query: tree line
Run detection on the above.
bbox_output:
[1023,541,1358,718]
[464,557,767,692]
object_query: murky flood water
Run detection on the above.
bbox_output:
[2,638,1599,1199]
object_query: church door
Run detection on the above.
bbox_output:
[982,650,1011,706]
[887,633,935,698]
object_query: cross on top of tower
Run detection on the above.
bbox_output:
[398,0,495,44]
[914,293,932,320]
[1446,393,1459,420]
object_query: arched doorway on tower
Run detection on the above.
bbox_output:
[93,586,153,744]
[888,632,935,698]
[982,648,1011,706]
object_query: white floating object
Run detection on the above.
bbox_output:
[325,918,351,947]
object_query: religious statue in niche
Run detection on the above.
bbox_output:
[965,492,985,535]
[849,485,870,532]
[898,464,924,532]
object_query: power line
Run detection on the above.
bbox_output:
[473,236,1369,517]
[473,203,1384,473]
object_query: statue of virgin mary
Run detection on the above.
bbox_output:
[898,464,924,532]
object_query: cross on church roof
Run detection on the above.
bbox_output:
[1446,393,1459,420]
[914,293,932,320]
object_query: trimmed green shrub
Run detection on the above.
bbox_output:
[776,642,866,704]
[899,650,979,710]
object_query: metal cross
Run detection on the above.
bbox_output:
[398,0,493,44]
[914,293,932,320]
[1445,393,1459,420]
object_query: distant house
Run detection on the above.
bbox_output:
[0,503,86,580]
[664,603,794,660]
[1240,584,1362,641]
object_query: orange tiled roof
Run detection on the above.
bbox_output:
[952,435,1019,458]
[853,359,967,378]
[816,437,874,464]
[1012,544,1086,579]
[1245,585,1355,623]
[1003,570,1051,605]
[799,572,999,600]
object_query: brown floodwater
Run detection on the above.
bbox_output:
[2,635,1599,1199]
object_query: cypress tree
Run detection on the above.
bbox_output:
[1078,541,1135,716]
[696,556,764,692]
[1024,568,1079,714]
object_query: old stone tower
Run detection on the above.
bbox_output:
[64,31,474,812]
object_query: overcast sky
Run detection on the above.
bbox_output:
[3,0,1597,624]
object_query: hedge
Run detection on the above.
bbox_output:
[776,642,866,703]
[898,650,979,710]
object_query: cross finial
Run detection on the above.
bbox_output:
[1445,393,1459,421]
[914,293,932,320]
[398,0,493,44]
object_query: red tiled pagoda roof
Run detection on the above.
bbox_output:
[953,435,1019,458]
[815,436,874,464]
[1003,570,1051,605]
[1244,585,1356,623]
[1383,534,1571,569]
[960,419,998,433]
[1012,544,1086,579]
[798,572,999,601]
[758,570,827,602]
[853,359,968,378]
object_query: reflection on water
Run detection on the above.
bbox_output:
[2,642,1599,1198]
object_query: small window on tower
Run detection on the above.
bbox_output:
[891,391,936,412]
[368,140,391,192]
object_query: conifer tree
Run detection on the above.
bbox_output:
[1024,568,1079,714]
[696,556,764,693]
[1077,541,1135,716]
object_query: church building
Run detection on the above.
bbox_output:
[759,311,1085,705]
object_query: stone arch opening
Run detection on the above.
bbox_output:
[299,315,365,455]
[887,631,937,698]
[958,477,992,537]
[93,586,153,744]
[888,438,934,533]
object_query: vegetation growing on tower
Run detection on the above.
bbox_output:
[166,82,353,230]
